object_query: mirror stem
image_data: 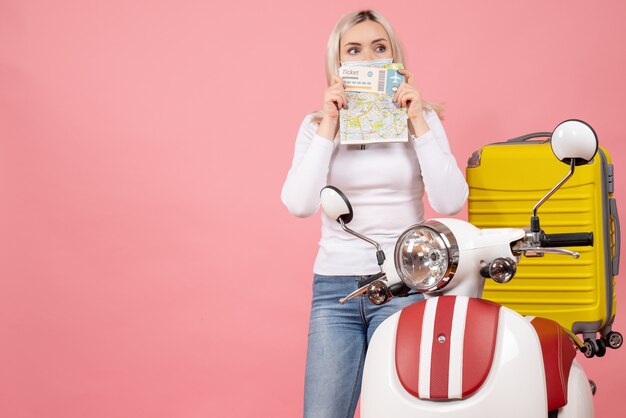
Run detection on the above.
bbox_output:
[531,160,576,232]
[338,218,386,270]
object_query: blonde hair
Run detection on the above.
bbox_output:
[312,10,443,123]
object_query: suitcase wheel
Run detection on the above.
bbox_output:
[605,331,623,349]
[583,339,596,358]
[583,338,607,358]
[595,338,607,357]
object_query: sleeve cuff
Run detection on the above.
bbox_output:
[411,130,437,151]
[311,134,337,150]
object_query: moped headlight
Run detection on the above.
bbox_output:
[394,220,459,292]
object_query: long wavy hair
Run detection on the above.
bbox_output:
[312,10,443,124]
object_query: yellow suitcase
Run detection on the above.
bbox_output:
[466,132,621,357]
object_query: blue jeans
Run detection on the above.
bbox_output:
[303,274,424,418]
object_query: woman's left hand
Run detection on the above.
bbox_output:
[394,69,429,137]
[393,70,423,118]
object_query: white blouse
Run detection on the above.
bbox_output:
[281,110,469,275]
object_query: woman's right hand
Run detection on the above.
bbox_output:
[317,76,346,140]
[321,76,347,119]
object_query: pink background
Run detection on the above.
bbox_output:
[2,0,626,417]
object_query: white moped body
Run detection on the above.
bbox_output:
[364,306,546,417]
[362,219,594,418]
[364,311,594,418]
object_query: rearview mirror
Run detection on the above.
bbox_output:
[551,119,598,165]
[320,186,353,224]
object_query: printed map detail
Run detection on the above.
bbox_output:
[339,91,408,144]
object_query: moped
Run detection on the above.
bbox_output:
[320,120,622,417]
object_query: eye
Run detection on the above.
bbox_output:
[347,47,360,55]
[375,44,387,53]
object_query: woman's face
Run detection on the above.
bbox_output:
[339,20,393,63]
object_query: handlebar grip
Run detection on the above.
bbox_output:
[540,232,594,247]
[357,272,385,288]
[388,283,411,298]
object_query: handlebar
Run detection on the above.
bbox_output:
[540,232,594,248]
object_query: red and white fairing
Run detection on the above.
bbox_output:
[362,218,594,418]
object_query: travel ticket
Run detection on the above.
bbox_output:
[339,65,404,95]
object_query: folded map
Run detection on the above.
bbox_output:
[339,65,408,145]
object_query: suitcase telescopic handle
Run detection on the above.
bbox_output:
[506,132,552,143]
[540,232,594,247]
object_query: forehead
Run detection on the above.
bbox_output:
[341,20,390,44]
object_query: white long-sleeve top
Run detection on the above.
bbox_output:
[281,110,469,275]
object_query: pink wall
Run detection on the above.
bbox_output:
[1,0,625,417]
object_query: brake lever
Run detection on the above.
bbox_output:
[517,246,580,259]
[339,273,387,304]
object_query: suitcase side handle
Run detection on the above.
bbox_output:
[506,132,552,143]
[610,197,621,276]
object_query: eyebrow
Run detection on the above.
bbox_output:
[343,38,389,47]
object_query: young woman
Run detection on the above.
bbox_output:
[281,10,469,418]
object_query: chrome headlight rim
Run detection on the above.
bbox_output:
[394,220,460,292]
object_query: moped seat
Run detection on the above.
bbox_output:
[529,317,577,411]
